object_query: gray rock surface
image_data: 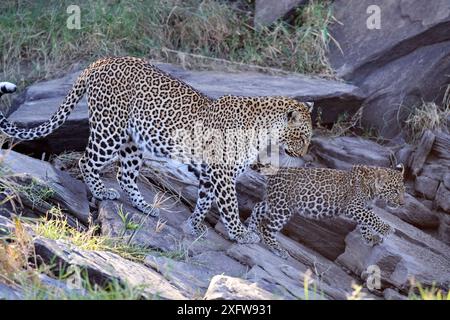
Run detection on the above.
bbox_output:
[312,136,392,170]
[436,183,450,213]
[0,150,90,224]
[409,130,436,177]
[443,173,450,189]
[383,288,408,300]
[414,175,439,200]
[384,193,439,229]
[0,283,22,300]
[336,207,450,292]
[204,275,278,300]
[439,214,450,245]
[254,0,306,26]
[433,132,450,161]
[33,237,187,299]
[146,252,247,298]
[328,0,450,137]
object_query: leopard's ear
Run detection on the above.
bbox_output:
[304,101,314,113]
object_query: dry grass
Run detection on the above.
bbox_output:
[316,108,363,137]
[313,107,380,140]
[0,142,58,215]
[0,217,146,299]
[404,99,450,143]
[34,206,152,262]
[1,0,336,107]
[408,278,450,300]
[0,218,38,286]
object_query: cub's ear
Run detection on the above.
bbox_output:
[395,163,405,175]
[304,101,314,113]
[374,170,388,189]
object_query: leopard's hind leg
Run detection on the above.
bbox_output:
[79,93,128,201]
[185,164,215,236]
[117,138,158,216]
[79,128,124,201]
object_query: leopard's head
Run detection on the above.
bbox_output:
[357,164,406,208]
[280,101,313,158]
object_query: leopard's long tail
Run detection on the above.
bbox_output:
[0,82,17,98]
[0,73,87,140]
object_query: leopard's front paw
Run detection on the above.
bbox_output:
[183,218,208,237]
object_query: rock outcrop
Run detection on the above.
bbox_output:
[1,122,448,299]
[328,0,450,138]
[254,0,307,26]
[0,149,90,225]
[204,275,278,300]
[1,43,449,299]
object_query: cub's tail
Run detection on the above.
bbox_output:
[0,73,87,141]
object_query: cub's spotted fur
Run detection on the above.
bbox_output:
[0,57,313,243]
[247,164,405,258]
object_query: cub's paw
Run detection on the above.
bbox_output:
[380,223,394,237]
[363,234,383,246]
[245,218,259,233]
[272,247,290,259]
[235,230,261,244]
[182,219,208,237]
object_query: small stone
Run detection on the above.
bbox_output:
[443,173,450,189]
[254,0,307,26]
[383,288,407,300]
[384,193,439,228]
[409,130,436,177]
[438,214,450,245]
[204,275,277,300]
[436,183,450,213]
[0,150,90,224]
[414,175,440,200]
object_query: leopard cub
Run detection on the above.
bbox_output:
[247,164,405,258]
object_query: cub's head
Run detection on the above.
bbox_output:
[356,164,406,208]
[280,100,313,157]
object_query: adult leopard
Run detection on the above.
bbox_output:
[247,164,405,257]
[0,57,313,243]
